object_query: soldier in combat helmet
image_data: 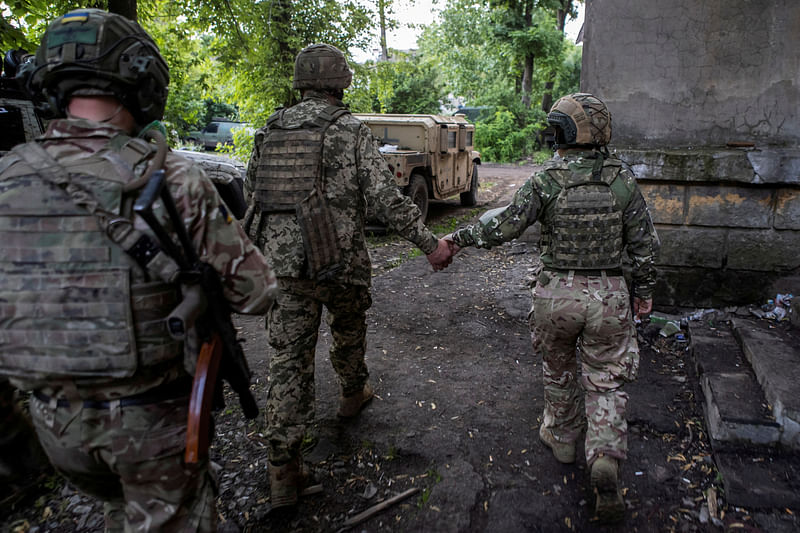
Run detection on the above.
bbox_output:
[0,9,277,531]
[246,43,453,509]
[443,93,659,523]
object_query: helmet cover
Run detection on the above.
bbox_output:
[547,93,612,147]
[293,44,352,90]
[27,8,169,125]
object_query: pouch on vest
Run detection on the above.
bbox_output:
[296,187,343,281]
[547,158,624,270]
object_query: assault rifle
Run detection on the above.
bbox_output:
[133,169,258,465]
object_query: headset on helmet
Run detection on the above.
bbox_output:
[293,44,353,91]
[26,8,169,126]
[547,93,612,148]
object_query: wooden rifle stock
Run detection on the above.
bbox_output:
[185,333,223,464]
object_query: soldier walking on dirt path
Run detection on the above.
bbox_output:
[0,9,277,531]
[443,93,659,524]
[245,43,453,510]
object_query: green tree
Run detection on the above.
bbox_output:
[365,53,444,114]
[417,0,579,161]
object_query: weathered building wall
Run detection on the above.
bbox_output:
[582,0,800,307]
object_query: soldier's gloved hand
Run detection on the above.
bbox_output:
[633,297,653,321]
[442,233,461,256]
[426,238,454,271]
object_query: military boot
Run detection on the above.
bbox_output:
[338,383,374,418]
[538,425,576,464]
[591,455,625,523]
[269,456,309,509]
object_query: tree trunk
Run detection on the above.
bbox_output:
[518,0,535,108]
[107,0,137,21]
[521,53,533,108]
[378,0,389,61]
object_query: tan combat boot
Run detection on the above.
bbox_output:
[591,455,625,523]
[538,425,576,464]
[269,456,308,509]
[338,383,374,418]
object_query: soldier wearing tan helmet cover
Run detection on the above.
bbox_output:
[0,9,277,531]
[246,43,453,509]
[443,93,659,524]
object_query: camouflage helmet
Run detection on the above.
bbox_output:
[27,8,169,125]
[547,93,612,147]
[293,44,352,90]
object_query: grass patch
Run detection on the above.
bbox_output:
[429,208,483,235]
[532,149,552,164]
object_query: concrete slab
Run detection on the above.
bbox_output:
[701,373,780,445]
[715,451,800,509]
[732,318,800,449]
[690,321,781,446]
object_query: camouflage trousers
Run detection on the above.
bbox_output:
[531,270,639,466]
[29,390,217,532]
[266,278,371,463]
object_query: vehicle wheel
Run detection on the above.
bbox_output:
[460,163,479,207]
[404,173,429,221]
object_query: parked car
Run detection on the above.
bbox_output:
[186,118,251,151]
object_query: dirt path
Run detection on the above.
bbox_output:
[3,163,797,532]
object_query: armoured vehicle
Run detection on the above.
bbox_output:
[354,113,481,220]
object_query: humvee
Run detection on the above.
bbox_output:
[354,113,481,220]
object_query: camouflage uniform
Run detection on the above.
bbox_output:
[0,118,277,531]
[451,150,659,466]
[247,91,437,463]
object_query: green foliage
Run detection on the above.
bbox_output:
[416,0,579,161]
[552,42,582,96]
[532,148,554,164]
[475,108,547,163]
[348,52,444,114]
[216,126,255,164]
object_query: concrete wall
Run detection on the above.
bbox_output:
[581,0,800,307]
[582,0,800,148]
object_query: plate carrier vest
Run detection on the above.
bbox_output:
[542,155,628,270]
[0,136,181,381]
[252,104,350,213]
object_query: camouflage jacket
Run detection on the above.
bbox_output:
[246,92,438,285]
[452,150,660,299]
[0,118,277,397]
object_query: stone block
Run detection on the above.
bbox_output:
[654,227,724,268]
[748,148,800,185]
[700,373,780,446]
[687,185,772,228]
[655,267,777,308]
[727,230,800,270]
[733,317,800,451]
[619,149,755,183]
[639,183,685,224]
[774,188,800,229]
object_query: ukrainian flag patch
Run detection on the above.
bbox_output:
[61,12,90,24]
